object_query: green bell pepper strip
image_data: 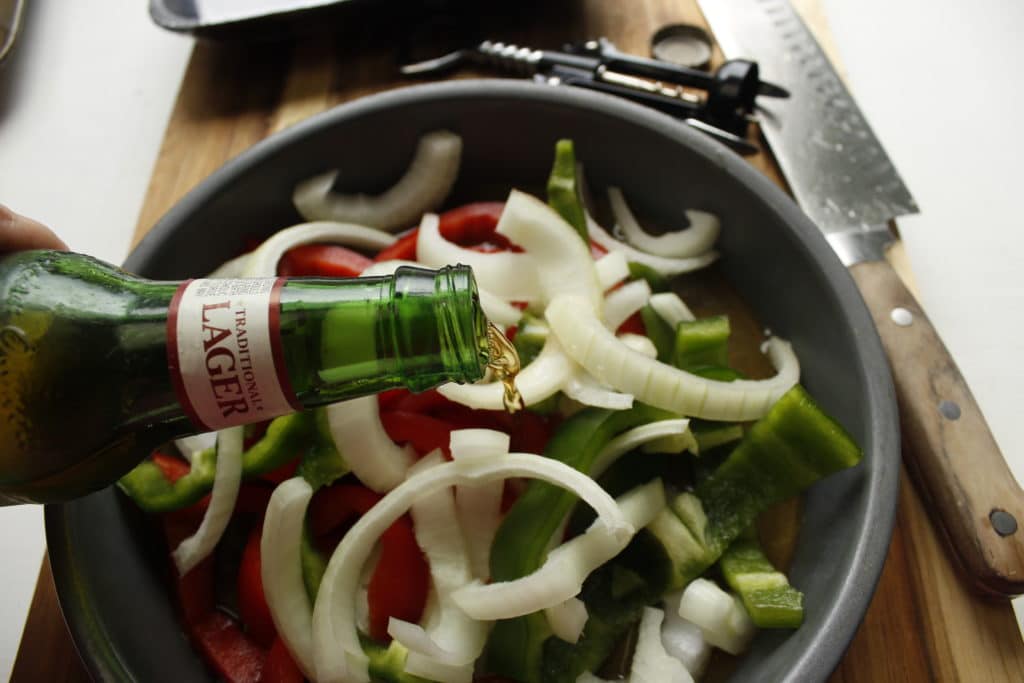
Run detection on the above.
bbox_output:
[626,261,671,292]
[484,404,676,682]
[296,407,350,491]
[719,533,804,628]
[639,305,674,363]
[673,315,731,369]
[546,139,589,243]
[647,384,863,591]
[118,412,315,513]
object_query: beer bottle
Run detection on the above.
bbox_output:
[0,250,492,503]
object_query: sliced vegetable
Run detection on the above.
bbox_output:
[588,214,718,277]
[590,420,693,480]
[544,597,589,644]
[562,371,634,411]
[416,212,542,303]
[171,427,243,575]
[546,139,588,242]
[627,261,672,292]
[325,396,413,492]
[261,477,317,678]
[451,480,663,621]
[595,252,630,291]
[640,305,675,363]
[673,316,731,371]
[603,279,652,332]
[438,335,573,411]
[264,637,305,683]
[546,294,799,421]
[241,222,396,277]
[719,535,804,628]
[450,430,510,580]
[649,292,696,327]
[661,598,711,679]
[311,454,631,683]
[496,190,603,312]
[292,130,462,232]
[608,186,719,258]
[238,524,277,649]
[617,332,658,359]
[675,579,755,655]
[191,611,266,683]
[277,243,373,277]
[629,606,694,683]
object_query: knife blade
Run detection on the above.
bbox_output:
[698,0,1024,596]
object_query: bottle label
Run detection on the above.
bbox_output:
[167,278,300,431]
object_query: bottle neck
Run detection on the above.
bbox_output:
[278,264,490,408]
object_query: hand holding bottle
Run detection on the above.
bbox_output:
[0,204,68,253]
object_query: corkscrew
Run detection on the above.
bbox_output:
[400,37,790,155]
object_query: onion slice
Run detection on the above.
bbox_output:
[545,597,589,644]
[450,480,664,620]
[292,130,462,232]
[415,212,541,303]
[451,430,510,580]
[261,477,317,679]
[603,279,652,331]
[546,294,799,421]
[311,454,630,683]
[630,606,695,683]
[618,332,658,359]
[172,427,243,575]
[590,420,693,480]
[588,214,718,277]
[609,186,719,258]
[563,371,634,411]
[595,251,630,291]
[438,334,573,410]
[496,190,603,312]
[241,221,397,277]
[324,396,413,492]
[649,291,696,327]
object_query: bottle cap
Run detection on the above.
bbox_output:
[651,24,713,70]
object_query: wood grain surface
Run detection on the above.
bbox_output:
[13,0,1024,681]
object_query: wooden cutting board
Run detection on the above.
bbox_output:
[12,0,1024,681]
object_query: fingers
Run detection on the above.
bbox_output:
[0,204,69,253]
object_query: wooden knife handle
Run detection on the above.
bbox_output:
[850,258,1024,596]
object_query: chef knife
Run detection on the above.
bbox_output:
[698,0,1024,596]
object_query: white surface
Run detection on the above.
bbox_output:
[0,0,1022,675]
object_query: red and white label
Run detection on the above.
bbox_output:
[167,278,300,431]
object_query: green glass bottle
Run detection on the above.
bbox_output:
[0,250,491,504]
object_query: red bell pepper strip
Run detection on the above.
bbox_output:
[238,525,277,648]
[261,638,304,683]
[616,311,647,337]
[379,410,456,458]
[191,611,267,683]
[308,483,429,643]
[277,244,373,277]
[373,201,511,262]
[377,388,410,411]
[389,388,453,415]
[152,451,190,483]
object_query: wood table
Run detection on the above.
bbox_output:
[12,0,1024,680]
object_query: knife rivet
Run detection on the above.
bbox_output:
[890,307,913,326]
[938,400,961,421]
[990,509,1018,537]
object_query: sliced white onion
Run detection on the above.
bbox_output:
[661,593,711,679]
[416,212,541,303]
[208,253,250,278]
[175,432,217,466]
[360,257,522,327]
[450,480,664,620]
[172,427,243,575]
[590,420,692,480]
[388,618,474,682]
[676,578,755,655]
[618,333,658,359]
[451,429,510,580]
[438,334,573,410]
[292,130,462,232]
[240,221,396,277]
[261,477,317,679]
[603,279,652,331]
[649,291,696,327]
[496,190,603,312]
[545,597,589,644]
[595,251,630,291]
[546,295,799,421]
[609,186,720,259]
[563,371,634,411]
[630,606,695,683]
[325,396,413,493]
[405,452,488,666]
[311,454,630,683]
[588,214,718,277]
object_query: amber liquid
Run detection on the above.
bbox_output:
[485,322,524,414]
